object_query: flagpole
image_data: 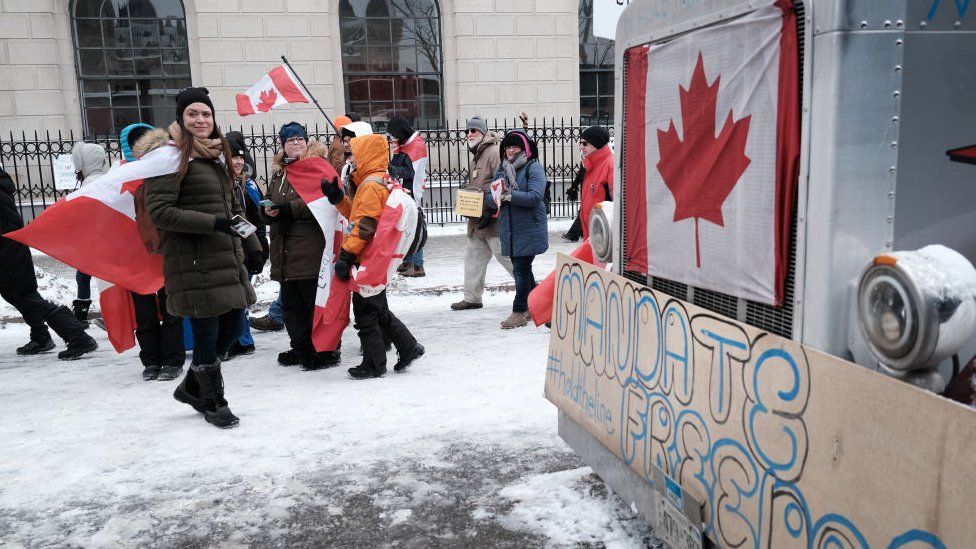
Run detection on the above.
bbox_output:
[281,55,340,135]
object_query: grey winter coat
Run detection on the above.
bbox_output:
[487,158,549,258]
[141,132,259,318]
[71,142,109,186]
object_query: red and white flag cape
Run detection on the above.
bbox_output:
[395,133,428,204]
[623,0,799,305]
[278,157,350,352]
[7,144,181,351]
[353,179,417,297]
[236,65,310,116]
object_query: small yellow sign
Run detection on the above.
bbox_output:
[455,189,484,217]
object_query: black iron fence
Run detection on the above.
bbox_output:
[0,118,608,224]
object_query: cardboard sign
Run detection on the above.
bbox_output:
[455,188,484,218]
[53,154,77,191]
[544,255,976,548]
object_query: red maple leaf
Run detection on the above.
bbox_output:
[256,88,277,112]
[120,179,142,197]
[656,52,751,268]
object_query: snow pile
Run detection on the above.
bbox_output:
[891,244,976,302]
[493,467,659,548]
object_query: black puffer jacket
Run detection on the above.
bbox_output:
[0,170,36,294]
[141,131,260,318]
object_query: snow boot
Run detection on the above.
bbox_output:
[17,339,55,355]
[348,365,384,380]
[249,314,284,332]
[500,311,530,329]
[394,343,425,373]
[402,265,426,278]
[143,364,162,381]
[196,363,239,428]
[301,350,341,371]
[72,299,92,328]
[397,261,409,273]
[278,349,301,366]
[173,369,205,413]
[157,363,184,381]
[58,335,98,360]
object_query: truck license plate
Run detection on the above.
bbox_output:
[654,491,702,549]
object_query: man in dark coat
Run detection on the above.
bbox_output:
[0,169,98,360]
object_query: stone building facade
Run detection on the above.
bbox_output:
[0,0,613,137]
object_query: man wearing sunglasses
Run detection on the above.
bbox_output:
[450,116,514,311]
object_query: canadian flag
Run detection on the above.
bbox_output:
[394,133,428,204]
[236,65,310,116]
[353,179,417,297]
[7,144,181,350]
[623,0,799,305]
[275,157,350,352]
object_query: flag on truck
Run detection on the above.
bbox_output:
[623,0,800,305]
[236,65,310,116]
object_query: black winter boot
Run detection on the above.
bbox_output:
[143,364,162,381]
[193,363,239,428]
[301,350,341,371]
[46,305,97,360]
[394,343,425,373]
[17,339,55,355]
[157,363,184,381]
[173,369,205,413]
[72,299,92,328]
[278,349,301,366]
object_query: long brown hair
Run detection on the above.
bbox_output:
[174,116,235,187]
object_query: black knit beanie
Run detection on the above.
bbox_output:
[387,116,413,143]
[175,87,215,120]
[581,125,610,149]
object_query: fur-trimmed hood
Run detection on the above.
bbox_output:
[272,139,328,173]
[131,128,172,159]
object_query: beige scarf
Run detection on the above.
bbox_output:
[167,121,224,160]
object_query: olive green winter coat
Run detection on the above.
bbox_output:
[141,132,259,318]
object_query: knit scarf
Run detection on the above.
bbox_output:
[167,121,224,160]
[501,152,528,190]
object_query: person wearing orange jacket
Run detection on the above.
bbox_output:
[577,125,614,239]
[321,133,424,380]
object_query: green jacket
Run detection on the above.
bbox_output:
[264,167,325,282]
[145,158,259,318]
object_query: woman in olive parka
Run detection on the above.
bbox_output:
[142,87,265,429]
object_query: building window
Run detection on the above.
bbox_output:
[579,0,614,126]
[71,0,191,137]
[339,0,443,130]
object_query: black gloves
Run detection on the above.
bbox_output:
[477,206,497,230]
[245,251,266,275]
[214,217,238,236]
[334,249,356,281]
[566,187,578,202]
[321,176,344,205]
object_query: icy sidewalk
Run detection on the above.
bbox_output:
[0,226,656,548]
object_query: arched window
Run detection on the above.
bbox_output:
[579,0,614,126]
[339,0,443,130]
[71,0,191,137]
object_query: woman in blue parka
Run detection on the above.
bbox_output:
[485,129,549,329]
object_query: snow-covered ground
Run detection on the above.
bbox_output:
[0,227,657,548]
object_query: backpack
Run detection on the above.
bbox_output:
[406,205,427,258]
[134,182,164,254]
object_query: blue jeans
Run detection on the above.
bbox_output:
[268,293,284,324]
[189,309,246,366]
[76,271,92,300]
[511,255,537,313]
[404,246,424,268]
[238,275,255,346]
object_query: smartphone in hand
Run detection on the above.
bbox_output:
[230,215,257,238]
[259,199,277,209]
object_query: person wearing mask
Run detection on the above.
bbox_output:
[386,117,428,278]
[224,130,267,360]
[144,87,264,428]
[120,122,187,381]
[576,125,614,240]
[0,169,98,360]
[261,122,341,371]
[321,133,424,380]
[70,141,110,327]
[451,116,513,311]
[486,130,549,329]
